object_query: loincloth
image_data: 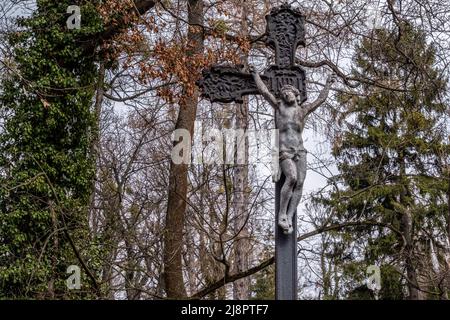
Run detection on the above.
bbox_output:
[272,148,307,182]
[279,148,307,162]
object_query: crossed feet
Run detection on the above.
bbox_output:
[278,215,294,235]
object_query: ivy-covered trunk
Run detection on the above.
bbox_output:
[0,0,103,298]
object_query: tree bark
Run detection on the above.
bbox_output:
[232,1,251,300]
[89,62,105,216]
[400,208,421,300]
[399,151,422,300]
[232,100,250,300]
[163,0,204,299]
[447,165,450,257]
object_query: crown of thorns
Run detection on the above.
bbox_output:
[280,85,300,95]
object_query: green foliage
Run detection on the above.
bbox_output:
[346,285,376,300]
[320,23,449,299]
[344,264,404,300]
[0,0,104,298]
[251,264,275,300]
[379,265,404,300]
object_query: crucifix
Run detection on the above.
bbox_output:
[197,4,334,300]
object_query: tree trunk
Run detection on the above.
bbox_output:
[232,1,251,301]
[89,62,105,216]
[163,0,204,299]
[398,150,422,300]
[447,165,450,257]
[232,100,251,300]
[48,202,58,298]
[400,208,422,299]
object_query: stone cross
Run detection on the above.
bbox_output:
[197,4,307,300]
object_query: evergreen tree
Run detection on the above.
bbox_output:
[251,264,275,300]
[321,23,449,299]
[0,0,103,298]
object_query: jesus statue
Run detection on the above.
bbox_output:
[251,67,335,234]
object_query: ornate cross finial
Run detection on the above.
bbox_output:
[265,4,305,67]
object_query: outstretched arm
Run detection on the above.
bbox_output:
[303,74,335,116]
[250,67,278,109]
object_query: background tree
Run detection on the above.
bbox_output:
[0,0,103,298]
[318,23,450,299]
